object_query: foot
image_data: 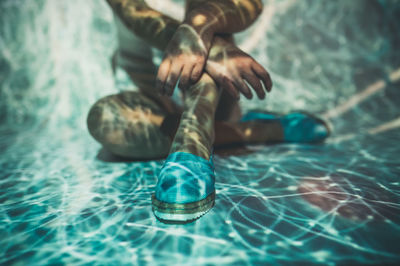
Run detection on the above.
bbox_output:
[152,152,216,223]
[241,110,330,143]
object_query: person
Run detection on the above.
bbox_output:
[87,0,330,223]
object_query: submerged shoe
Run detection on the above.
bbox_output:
[241,110,330,143]
[151,152,216,223]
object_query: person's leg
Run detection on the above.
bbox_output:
[87,87,325,161]
[169,74,221,160]
[87,91,180,160]
[151,73,220,222]
[215,120,284,146]
[152,71,284,161]
[213,86,285,147]
[85,77,234,161]
[86,91,283,163]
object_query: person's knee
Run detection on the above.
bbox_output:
[87,94,119,143]
[87,92,151,142]
[87,92,171,159]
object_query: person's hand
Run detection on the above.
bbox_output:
[205,37,272,100]
[155,24,213,96]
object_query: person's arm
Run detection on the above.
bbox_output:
[106,0,263,46]
[106,0,271,99]
[106,0,178,50]
[156,0,264,94]
[184,0,263,34]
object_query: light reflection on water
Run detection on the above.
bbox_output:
[1,0,400,265]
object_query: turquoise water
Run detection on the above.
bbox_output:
[1,0,400,265]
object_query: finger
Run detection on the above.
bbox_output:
[252,62,272,92]
[156,59,172,94]
[190,58,205,84]
[233,78,253,99]
[223,77,240,100]
[242,71,266,99]
[165,62,183,96]
[178,64,195,90]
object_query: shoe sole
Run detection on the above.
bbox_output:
[151,192,215,224]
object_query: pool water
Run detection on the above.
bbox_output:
[1,0,400,265]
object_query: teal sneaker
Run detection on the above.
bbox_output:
[240,110,330,143]
[151,152,216,223]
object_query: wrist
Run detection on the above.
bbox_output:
[178,21,215,52]
[211,35,235,50]
[183,11,217,36]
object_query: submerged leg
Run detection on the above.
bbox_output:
[87,89,326,161]
[151,73,220,223]
[87,91,180,160]
[169,74,221,160]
